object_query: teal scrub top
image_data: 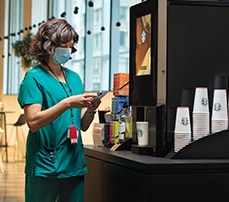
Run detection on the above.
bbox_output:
[18,66,88,178]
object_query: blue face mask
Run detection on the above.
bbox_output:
[52,47,71,64]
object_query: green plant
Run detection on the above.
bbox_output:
[12,32,38,68]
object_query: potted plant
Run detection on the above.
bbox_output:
[12,32,38,69]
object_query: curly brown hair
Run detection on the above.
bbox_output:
[31,18,79,65]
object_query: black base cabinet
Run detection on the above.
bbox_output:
[85,157,151,202]
[84,145,229,202]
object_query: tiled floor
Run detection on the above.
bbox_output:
[0,148,25,202]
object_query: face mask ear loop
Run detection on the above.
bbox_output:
[50,47,55,55]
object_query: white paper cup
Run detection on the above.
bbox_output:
[174,107,191,133]
[212,89,228,120]
[193,87,209,113]
[136,122,149,146]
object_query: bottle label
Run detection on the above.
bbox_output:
[119,122,125,134]
[119,133,124,140]
[119,122,125,143]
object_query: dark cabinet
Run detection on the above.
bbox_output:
[84,146,229,202]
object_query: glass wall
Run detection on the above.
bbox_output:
[3,0,24,94]
[3,0,141,94]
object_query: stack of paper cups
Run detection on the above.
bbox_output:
[192,87,210,140]
[174,107,191,152]
[211,89,228,133]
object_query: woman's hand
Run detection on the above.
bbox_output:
[68,94,97,109]
[87,97,101,112]
[80,95,102,131]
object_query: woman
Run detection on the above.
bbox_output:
[18,18,101,202]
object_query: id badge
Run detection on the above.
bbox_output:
[67,125,78,144]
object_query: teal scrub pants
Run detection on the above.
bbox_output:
[25,175,84,202]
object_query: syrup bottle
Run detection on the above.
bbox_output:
[119,102,129,143]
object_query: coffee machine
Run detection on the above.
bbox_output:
[129,0,168,157]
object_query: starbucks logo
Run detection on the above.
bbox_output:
[201,97,208,106]
[181,117,189,126]
[214,103,222,111]
[137,129,143,137]
[141,30,146,43]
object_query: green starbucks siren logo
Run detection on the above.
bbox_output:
[201,97,208,106]
[181,117,189,126]
[137,129,143,137]
[214,103,222,112]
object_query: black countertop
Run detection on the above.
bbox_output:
[84,145,229,175]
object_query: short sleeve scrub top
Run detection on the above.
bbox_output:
[17,66,88,178]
